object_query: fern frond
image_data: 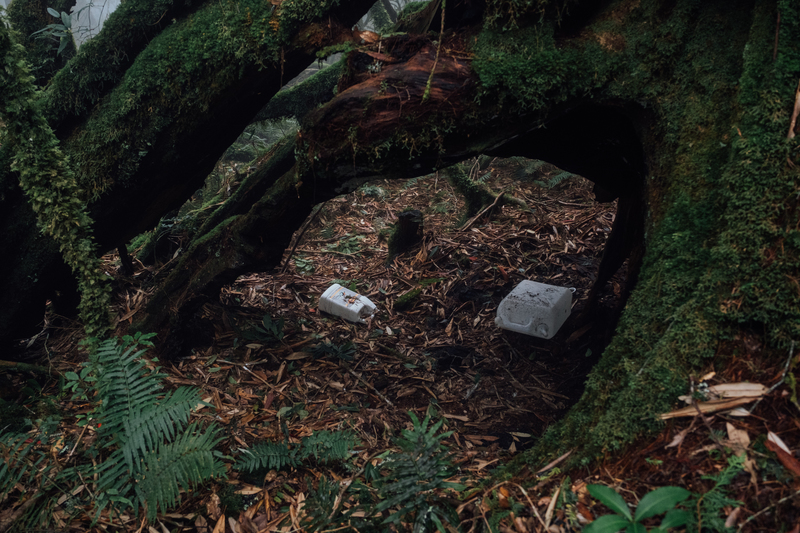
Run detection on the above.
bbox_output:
[236,441,296,472]
[0,431,41,496]
[375,412,462,529]
[89,336,223,523]
[95,448,134,496]
[299,430,358,464]
[301,476,343,531]
[92,340,163,444]
[120,387,199,470]
[534,170,575,189]
[134,422,224,521]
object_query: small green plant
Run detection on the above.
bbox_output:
[332,279,359,291]
[402,176,423,190]
[684,455,744,532]
[584,485,691,533]
[394,288,422,311]
[309,340,357,361]
[294,256,315,274]
[240,314,285,343]
[235,429,359,474]
[301,412,464,532]
[320,225,336,239]
[0,333,224,527]
[359,183,386,198]
[329,234,364,255]
[32,6,77,55]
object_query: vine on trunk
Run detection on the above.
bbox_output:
[0,16,110,339]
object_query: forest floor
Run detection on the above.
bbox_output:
[2,158,799,532]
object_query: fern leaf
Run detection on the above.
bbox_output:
[375,412,459,525]
[120,387,199,470]
[93,341,163,444]
[236,441,296,472]
[134,423,224,521]
[0,432,41,496]
[299,430,358,464]
[301,476,343,531]
[95,449,134,496]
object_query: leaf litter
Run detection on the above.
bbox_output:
[5,158,800,531]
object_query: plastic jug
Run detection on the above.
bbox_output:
[495,281,572,339]
[319,284,377,323]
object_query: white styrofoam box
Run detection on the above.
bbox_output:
[319,284,376,323]
[495,280,572,339]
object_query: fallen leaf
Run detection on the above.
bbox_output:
[710,383,767,396]
[513,515,529,533]
[768,431,791,454]
[765,439,800,478]
[725,422,750,456]
[465,434,499,442]
[537,496,552,508]
[470,458,500,471]
[678,382,766,404]
[666,427,692,448]
[659,397,757,419]
[536,450,573,474]
[744,456,759,487]
[577,501,594,523]
[545,487,560,526]
[207,493,222,521]
[724,507,742,529]
[212,514,225,533]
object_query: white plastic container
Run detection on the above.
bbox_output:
[495,281,572,339]
[319,284,377,323]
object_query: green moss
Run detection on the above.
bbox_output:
[258,59,345,122]
[398,1,429,20]
[464,0,800,468]
[39,0,198,127]
[217,482,245,514]
[0,21,111,339]
[473,23,615,111]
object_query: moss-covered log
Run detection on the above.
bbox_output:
[0,0,376,349]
